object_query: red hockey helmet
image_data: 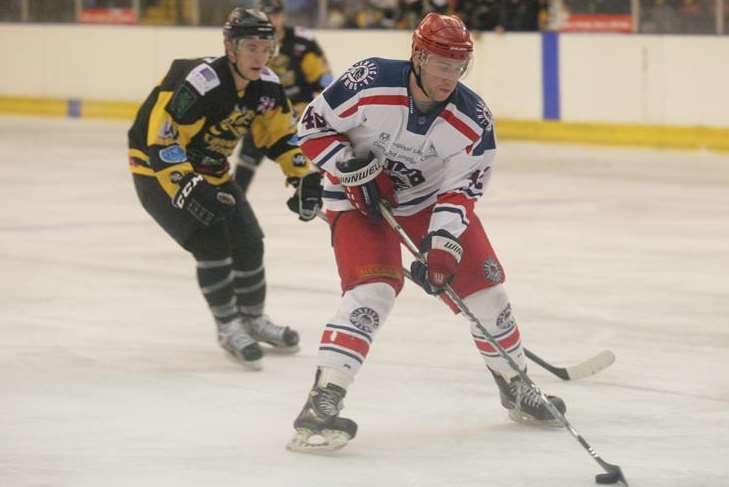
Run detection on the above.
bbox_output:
[412,13,473,61]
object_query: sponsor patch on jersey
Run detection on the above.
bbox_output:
[476,101,494,132]
[342,60,377,90]
[349,307,379,334]
[186,64,220,95]
[482,256,504,284]
[496,303,516,331]
[159,144,187,164]
[257,96,276,113]
[168,84,198,119]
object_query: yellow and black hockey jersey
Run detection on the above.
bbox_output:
[128,56,310,198]
[267,26,332,116]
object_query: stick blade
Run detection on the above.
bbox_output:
[595,463,628,486]
[566,350,616,381]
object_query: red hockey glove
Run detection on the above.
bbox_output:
[172,172,236,226]
[410,230,463,295]
[335,153,396,220]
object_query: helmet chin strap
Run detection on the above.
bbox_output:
[411,61,432,101]
[231,60,253,81]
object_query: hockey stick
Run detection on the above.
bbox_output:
[378,202,628,486]
[316,212,614,381]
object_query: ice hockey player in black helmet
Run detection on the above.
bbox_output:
[232,0,333,195]
[127,7,323,370]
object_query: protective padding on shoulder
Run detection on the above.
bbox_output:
[317,282,397,381]
[463,284,526,376]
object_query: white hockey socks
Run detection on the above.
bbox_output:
[463,284,527,378]
[317,282,397,384]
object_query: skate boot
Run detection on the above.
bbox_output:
[243,315,299,353]
[217,318,263,370]
[287,369,357,453]
[491,369,566,427]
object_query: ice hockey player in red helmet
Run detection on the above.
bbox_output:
[287,12,566,452]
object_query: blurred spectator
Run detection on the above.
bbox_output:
[0,0,22,21]
[29,0,76,22]
[677,0,714,33]
[454,0,542,32]
[398,0,448,29]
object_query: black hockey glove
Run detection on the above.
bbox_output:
[335,152,396,221]
[172,172,236,226]
[286,172,323,222]
[410,230,463,295]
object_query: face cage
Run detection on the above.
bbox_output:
[415,49,473,82]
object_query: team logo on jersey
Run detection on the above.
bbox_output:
[482,257,504,284]
[349,307,379,334]
[157,119,179,143]
[342,60,377,90]
[496,303,516,330]
[476,101,494,132]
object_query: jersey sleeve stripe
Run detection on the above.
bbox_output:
[338,95,409,118]
[322,190,347,200]
[300,135,349,165]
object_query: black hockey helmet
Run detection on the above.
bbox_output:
[223,8,275,41]
[259,0,284,14]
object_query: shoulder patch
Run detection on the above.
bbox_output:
[259,67,281,84]
[476,101,494,132]
[342,60,378,90]
[168,84,199,119]
[186,63,220,95]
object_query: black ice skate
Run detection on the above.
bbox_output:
[217,319,263,370]
[492,370,566,427]
[243,315,300,353]
[287,378,357,453]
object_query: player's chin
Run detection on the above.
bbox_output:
[246,68,264,80]
[431,88,453,102]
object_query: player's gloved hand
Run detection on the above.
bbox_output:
[410,229,463,295]
[286,172,323,222]
[335,152,396,220]
[172,172,236,226]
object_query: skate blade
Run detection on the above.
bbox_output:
[223,352,263,371]
[286,428,351,453]
[260,342,300,354]
[508,409,564,428]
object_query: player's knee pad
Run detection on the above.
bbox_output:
[186,223,231,261]
[318,282,397,377]
[463,284,526,372]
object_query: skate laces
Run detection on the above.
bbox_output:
[248,315,286,341]
[511,379,543,408]
[218,320,255,349]
[312,386,345,417]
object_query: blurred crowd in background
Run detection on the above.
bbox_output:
[0,0,726,34]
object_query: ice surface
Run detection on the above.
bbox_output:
[1,117,728,487]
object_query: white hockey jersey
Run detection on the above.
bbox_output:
[297,57,496,238]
